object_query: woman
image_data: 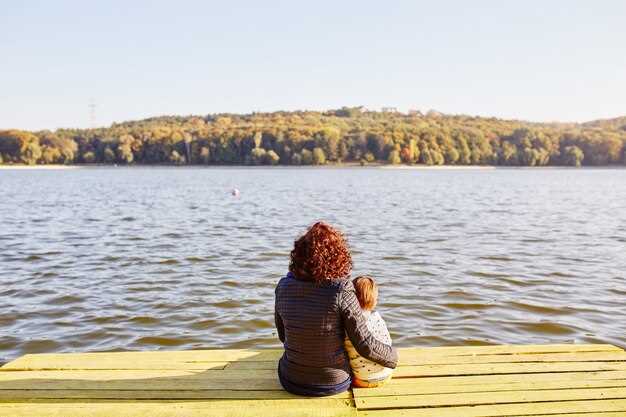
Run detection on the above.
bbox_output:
[274,222,398,396]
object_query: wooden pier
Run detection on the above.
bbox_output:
[2,344,626,416]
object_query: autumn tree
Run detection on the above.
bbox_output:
[562,145,584,167]
[312,147,326,165]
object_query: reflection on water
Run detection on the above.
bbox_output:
[1,167,626,364]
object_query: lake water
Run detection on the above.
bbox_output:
[1,167,625,364]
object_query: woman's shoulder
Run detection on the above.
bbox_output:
[335,279,361,310]
[332,279,355,301]
[275,273,294,292]
[276,273,354,295]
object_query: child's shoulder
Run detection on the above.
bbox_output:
[368,310,392,344]
[368,310,385,323]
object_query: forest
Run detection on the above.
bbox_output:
[1,108,625,167]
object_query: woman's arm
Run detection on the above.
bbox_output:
[274,282,286,343]
[340,285,398,369]
[274,297,285,343]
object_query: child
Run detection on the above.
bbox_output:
[345,276,394,388]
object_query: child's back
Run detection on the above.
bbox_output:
[345,276,393,387]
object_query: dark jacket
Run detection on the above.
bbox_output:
[274,272,398,394]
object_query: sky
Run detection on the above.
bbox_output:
[2,0,625,130]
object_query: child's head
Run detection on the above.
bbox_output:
[353,276,378,311]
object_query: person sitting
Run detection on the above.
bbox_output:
[274,222,398,396]
[345,276,394,388]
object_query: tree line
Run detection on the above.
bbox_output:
[1,108,625,167]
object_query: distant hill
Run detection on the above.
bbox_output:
[1,108,625,167]
[583,116,626,131]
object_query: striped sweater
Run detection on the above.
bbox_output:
[274,272,398,389]
[345,310,394,382]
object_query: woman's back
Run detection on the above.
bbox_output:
[274,222,398,396]
[275,273,350,386]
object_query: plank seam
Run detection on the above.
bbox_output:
[355,397,626,411]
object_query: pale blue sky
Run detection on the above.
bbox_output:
[2,0,625,130]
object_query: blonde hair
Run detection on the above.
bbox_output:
[353,276,378,311]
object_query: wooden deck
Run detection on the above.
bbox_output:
[2,344,626,416]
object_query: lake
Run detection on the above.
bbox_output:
[1,167,625,364]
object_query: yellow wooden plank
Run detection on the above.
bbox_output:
[0,369,201,379]
[0,359,229,371]
[0,369,277,380]
[0,407,355,417]
[508,414,626,417]
[354,378,626,397]
[356,387,626,410]
[396,344,622,357]
[2,345,621,371]
[358,399,626,417]
[0,400,350,406]
[394,361,626,377]
[224,351,626,370]
[0,400,357,417]
[0,389,351,400]
[1,350,280,370]
[391,370,626,386]
[219,346,626,371]
[2,379,283,391]
[226,361,278,370]
[0,369,283,390]
[398,351,626,365]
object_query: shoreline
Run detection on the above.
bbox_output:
[1,164,624,170]
[0,165,83,170]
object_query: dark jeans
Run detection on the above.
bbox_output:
[277,368,351,397]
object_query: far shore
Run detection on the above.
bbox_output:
[0,163,493,170]
[0,163,624,170]
[0,164,83,170]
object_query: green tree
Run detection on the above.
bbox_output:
[443,146,459,164]
[420,148,434,165]
[250,147,267,165]
[116,134,134,164]
[457,135,472,165]
[200,146,210,164]
[431,150,445,165]
[312,147,326,165]
[253,131,263,148]
[41,146,61,164]
[170,150,185,164]
[0,130,25,162]
[103,147,116,163]
[39,133,77,163]
[337,140,349,162]
[83,151,96,163]
[400,147,411,163]
[291,152,302,165]
[300,149,313,165]
[408,139,419,163]
[562,145,584,167]
[387,150,401,164]
[318,127,340,161]
[500,141,519,165]
[0,130,41,164]
[266,150,280,165]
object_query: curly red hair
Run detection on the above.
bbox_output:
[289,222,353,282]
